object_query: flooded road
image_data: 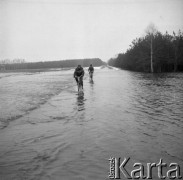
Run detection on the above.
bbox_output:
[0,67,183,180]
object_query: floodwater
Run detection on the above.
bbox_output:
[0,67,183,180]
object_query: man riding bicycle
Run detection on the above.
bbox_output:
[88,64,94,80]
[73,65,85,89]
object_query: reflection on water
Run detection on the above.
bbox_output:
[89,79,94,90]
[77,92,85,111]
[0,68,183,180]
[89,79,94,84]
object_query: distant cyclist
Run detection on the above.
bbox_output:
[73,65,85,89]
[88,64,94,80]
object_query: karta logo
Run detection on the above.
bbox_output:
[108,157,182,179]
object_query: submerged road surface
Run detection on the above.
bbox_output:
[0,67,183,180]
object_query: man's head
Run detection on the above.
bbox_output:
[90,64,92,66]
[78,65,81,68]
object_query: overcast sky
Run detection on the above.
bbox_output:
[0,0,183,62]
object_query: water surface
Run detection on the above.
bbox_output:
[0,67,182,179]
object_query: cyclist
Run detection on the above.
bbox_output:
[73,65,85,89]
[88,64,94,80]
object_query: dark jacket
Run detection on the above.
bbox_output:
[74,67,84,77]
[88,66,94,72]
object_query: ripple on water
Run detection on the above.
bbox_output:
[0,69,183,180]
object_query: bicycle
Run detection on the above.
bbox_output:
[76,76,83,93]
[89,71,93,81]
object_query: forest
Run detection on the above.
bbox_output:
[108,26,183,73]
[0,58,105,71]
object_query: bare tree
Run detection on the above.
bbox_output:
[12,59,26,64]
[0,59,11,64]
[145,23,158,73]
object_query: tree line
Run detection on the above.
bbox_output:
[0,59,26,64]
[108,25,183,73]
[0,58,105,71]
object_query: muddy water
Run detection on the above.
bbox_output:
[0,67,183,180]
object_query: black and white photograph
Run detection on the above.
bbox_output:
[0,0,183,179]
